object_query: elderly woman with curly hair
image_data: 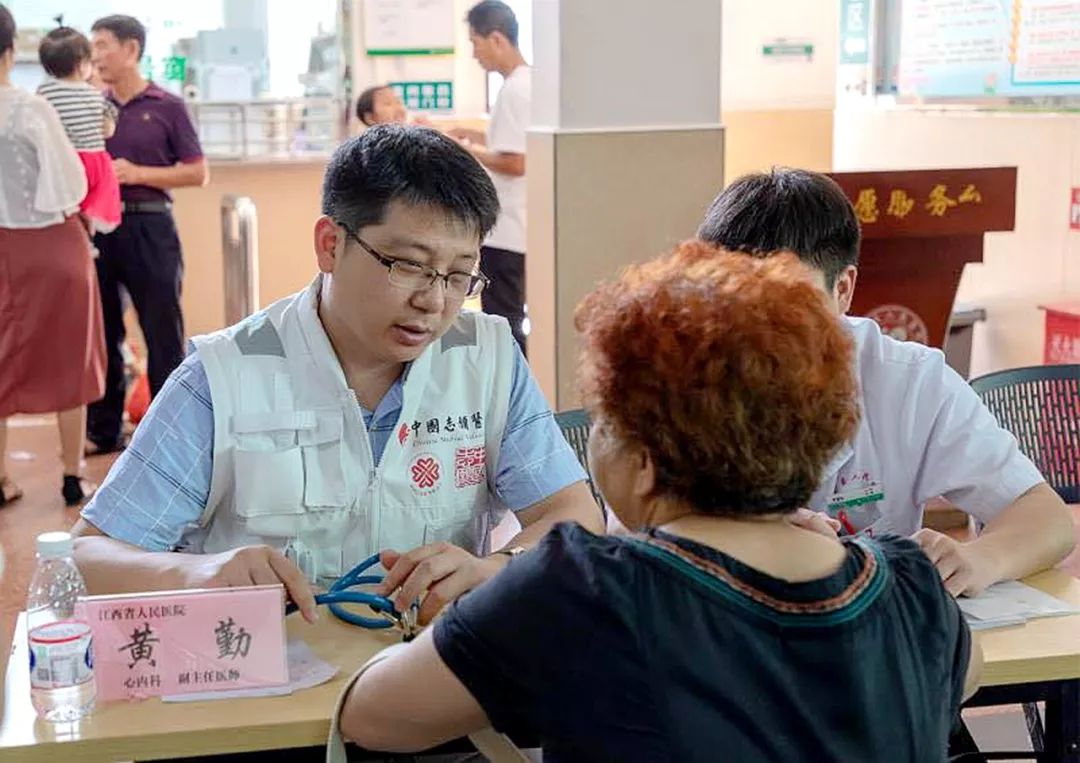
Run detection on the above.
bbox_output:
[335,242,981,762]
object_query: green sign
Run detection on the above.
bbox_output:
[368,48,454,57]
[762,42,814,59]
[136,55,186,84]
[839,0,870,65]
[390,81,453,112]
[163,55,186,82]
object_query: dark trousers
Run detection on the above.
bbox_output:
[86,212,185,448]
[480,245,526,356]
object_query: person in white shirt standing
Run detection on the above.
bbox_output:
[451,1,531,355]
[697,167,1075,597]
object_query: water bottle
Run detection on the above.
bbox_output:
[26,531,96,722]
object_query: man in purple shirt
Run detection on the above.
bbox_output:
[85,15,208,455]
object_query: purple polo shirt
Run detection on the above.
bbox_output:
[106,82,204,203]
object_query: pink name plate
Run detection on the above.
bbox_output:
[75,585,288,701]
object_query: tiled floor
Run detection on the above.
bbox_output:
[0,415,120,658]
[1,414,1077,756]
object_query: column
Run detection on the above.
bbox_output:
[528,0,725,408]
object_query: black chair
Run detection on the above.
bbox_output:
[956,363,1080,762]
[553,408,604,510]
[970,364,1080,504]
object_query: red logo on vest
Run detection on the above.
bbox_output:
[454,446,486,489]
[410,456,441,490]
[398,423,409,445]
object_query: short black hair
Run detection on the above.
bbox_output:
[467,0,519,47]
[322,124,499,241]
[355,85,390,126]
[91,14,145,59]
[39,27,91,78]
[0,4,15,57]
[698,168,861,287]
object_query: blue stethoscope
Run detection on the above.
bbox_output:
[285,553,418,638]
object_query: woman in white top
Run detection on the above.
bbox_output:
[0,4,105,507]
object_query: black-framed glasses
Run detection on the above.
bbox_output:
[341,225,489,300]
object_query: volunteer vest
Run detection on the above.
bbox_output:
[190,277,514,580]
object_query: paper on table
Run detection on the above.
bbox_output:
[958,581,1080,631]
[162,639,338,703]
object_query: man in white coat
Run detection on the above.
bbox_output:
[697,167,1075,597]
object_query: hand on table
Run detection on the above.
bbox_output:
[376,542,507,626]
[913,528,998,597]
[180,544,318,623]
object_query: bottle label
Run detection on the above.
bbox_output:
[28,620,94,690]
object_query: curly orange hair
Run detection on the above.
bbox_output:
[575,241,859,515]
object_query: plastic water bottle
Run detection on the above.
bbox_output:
[26,531,96,722]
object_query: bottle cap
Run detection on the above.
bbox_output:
[36,531,74,559]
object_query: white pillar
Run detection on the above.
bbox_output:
[528,0,725,407]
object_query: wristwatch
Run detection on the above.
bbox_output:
[495,545,527,559]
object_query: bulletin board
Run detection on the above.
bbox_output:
[363,0,456,56]
[898,0,1080,99]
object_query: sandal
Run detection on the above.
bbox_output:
[62,475,97,507]
[0,478,24,507]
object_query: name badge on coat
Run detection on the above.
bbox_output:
[826,473,885,536]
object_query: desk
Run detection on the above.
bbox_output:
[962,569,1080,762]
[977,569,1080,687]
[2,573,1078,762]
[0,614,399,762]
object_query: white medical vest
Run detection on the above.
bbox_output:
[190,277,515,579]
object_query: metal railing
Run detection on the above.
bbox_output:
[190,98,346,161]
[221,195,260,324]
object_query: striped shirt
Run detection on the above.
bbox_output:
[36,78,116,152]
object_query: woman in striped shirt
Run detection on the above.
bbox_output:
[36,26,120,235]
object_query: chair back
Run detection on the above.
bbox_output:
[553,409,604,509]
[970,364,1080,504]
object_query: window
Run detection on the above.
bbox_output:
[7,1,339,101]
[8,1,344,158]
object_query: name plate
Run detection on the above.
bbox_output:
[75,585,288,701]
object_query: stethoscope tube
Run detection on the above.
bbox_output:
[285,553,401,630]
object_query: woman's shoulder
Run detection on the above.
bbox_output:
[0,86,38,105]
[13,89,60,120]
[864,534,937,575]
[862,534,959,617]
[0,89,49,125]
[511,522,641,596]
[539,522,641,562]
